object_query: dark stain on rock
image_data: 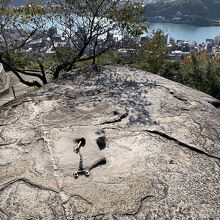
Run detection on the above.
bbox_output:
[96,136,107,150]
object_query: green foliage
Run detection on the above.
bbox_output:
[96,51,119,65]
[159,61,181,80]
[179,54,220,99]
[74,50,134,68]
[138,30,167,73]
[109,1,147,35]
[139,51,220,99]
[3,52,41,70]
[5,53,30,69]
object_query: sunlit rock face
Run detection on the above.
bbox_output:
[0,64,7,91]
[0,65,219,219]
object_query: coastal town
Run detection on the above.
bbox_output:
[1,0,220,63]
[165,35,220,60]
[2,26,220,62]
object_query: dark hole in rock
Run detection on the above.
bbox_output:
[96,136,106,150]
[113,111,119,115]
[75,138,86,147]
[169,160,175,164]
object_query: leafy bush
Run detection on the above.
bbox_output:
[139,52,220,99]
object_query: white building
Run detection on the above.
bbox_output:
[214,35,220,45]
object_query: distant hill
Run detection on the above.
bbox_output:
[10,0,220,26]
[143,0,220,26]
[11,0,49,6]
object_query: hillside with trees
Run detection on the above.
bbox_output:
[143,0,220,26]
[8,0,49,6]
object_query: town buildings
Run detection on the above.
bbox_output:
[1,25,220,61]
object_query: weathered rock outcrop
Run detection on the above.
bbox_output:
[0,64,10,96]
[0,66,219,219]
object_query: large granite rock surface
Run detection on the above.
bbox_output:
[0,66,219,219]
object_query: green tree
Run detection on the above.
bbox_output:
[0,3,49,87]
[174,53,220,99]
[159,61,181,80]
[141,30,167,73]
[0,0,146,87]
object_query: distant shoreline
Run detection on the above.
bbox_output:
[145,19,220,27]
[146,22,220,44]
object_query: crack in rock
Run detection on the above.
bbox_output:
[101,112,128,125]
[113,195,155,218]
[125,195,155,216]
[0,178,58,193]
[144,129,220,161]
